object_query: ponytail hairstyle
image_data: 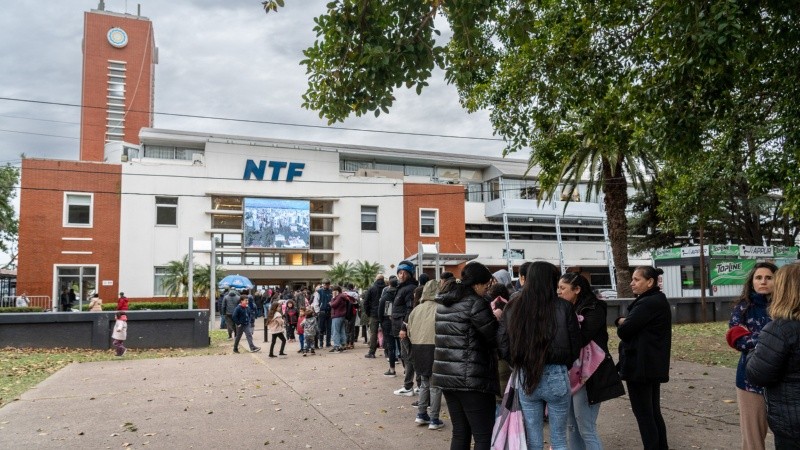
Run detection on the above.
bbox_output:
[559,272,597,308]
[635,265,664,282]
[506,261,561,394]
[439,262,493,299]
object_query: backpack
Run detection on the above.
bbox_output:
[343,295,355,321]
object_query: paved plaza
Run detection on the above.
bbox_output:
[0,326,773,449]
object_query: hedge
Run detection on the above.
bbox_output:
[0,302,193,313]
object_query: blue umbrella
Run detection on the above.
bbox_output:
[218,274,254,290]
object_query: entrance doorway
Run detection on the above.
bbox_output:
[56,265,97,311]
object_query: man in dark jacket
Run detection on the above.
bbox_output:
[315,280,333,348]
[392,260,419,395]
[232,297,260,353]
[378,276,399,376]
[223,289,240,339]
[363,274,386,358]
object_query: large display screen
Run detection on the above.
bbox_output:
[243,198,310,249]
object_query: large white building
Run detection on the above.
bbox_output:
[105,128,646,298]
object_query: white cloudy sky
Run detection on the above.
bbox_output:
[0,0,507,166]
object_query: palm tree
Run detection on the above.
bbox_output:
[194,264,226,298]
[326,260,356,286]
[162,255,190,297]
[353,260,384,290]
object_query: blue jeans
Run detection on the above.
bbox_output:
[331,317,346,348]
[298,333,305,351]
[517,364,571,450]
[567,384,603,450]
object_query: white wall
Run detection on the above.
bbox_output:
[118,140,404,297]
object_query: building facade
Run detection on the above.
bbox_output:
[79,6,156,162]
[15,4,651,308]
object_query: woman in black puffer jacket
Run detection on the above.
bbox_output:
[746,263,800,449]
[432,262,498,450]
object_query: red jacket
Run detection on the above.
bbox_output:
[330,293,351,319]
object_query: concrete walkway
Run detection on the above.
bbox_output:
[0,331,772,449]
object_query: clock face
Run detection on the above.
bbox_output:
[107,28,128,48]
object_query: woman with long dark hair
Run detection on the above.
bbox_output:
[558,272,624,450]
[726,261,777,450]
[745,263,800,449]
[432,262,499,450]
[615,266,671,450]
[498,262,580,450]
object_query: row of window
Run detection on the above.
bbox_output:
[64,192,442,237]
[106,61,126,142]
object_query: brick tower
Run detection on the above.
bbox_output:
[79,2,156,161]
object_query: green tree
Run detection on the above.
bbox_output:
[193,264,227,299]
[266,1,799,295]
[0,164,19,269]
[161,255,226,298]
[353,260,384,290]
[162,255,190,297]
[326,260,356,286]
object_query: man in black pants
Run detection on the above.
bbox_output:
[363,274,386,358]
[315,279,333,348]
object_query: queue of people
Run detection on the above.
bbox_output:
[216,259,800,450]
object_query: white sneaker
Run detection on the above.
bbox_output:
[413,387,420,394]
[393,387,414,397]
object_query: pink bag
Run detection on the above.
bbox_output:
[377,327,384,349]
[492,370,527,450]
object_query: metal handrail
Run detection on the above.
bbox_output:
[1,295,52,310]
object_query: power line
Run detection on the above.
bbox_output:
[0,96,505,142]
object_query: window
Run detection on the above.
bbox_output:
[405,165,434,177]
[310,200,333,214]
[420,209,438,236]
[361,206,378,231]
[64,193,92,227]
[211,214,242,229]
[106,60,126,142]
[680,264,703,289]
[143,145,204,160]
[155,196,178,226]
[153,267,168,296]
[212,196,242,211]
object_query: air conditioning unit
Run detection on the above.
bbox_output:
[192,153,205,165]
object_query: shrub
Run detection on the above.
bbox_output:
[0,307,46,313]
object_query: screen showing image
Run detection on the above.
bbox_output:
[243,198,310,249]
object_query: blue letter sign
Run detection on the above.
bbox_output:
[243,160,305,182]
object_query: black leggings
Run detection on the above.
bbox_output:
[626,380,668,450]
[269,332,286,356]
[442,390,495,450]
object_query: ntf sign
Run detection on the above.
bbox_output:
[243,160,305,182]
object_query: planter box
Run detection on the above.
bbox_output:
[0,310,210,349]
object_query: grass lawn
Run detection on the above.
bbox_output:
[0,329,229,408]
[607,321,738,368]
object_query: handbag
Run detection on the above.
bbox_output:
[491,370,527,450]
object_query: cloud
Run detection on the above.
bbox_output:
[0,0,506,166]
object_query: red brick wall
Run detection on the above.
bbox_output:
[80,11,155,162]
[403,183,467,258]
[17,159,121,303]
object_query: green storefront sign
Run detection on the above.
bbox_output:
[710,245,739,257]
[710,259,756,286]
[653,248,682,260]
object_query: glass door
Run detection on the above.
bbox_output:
[56,266,97,311]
